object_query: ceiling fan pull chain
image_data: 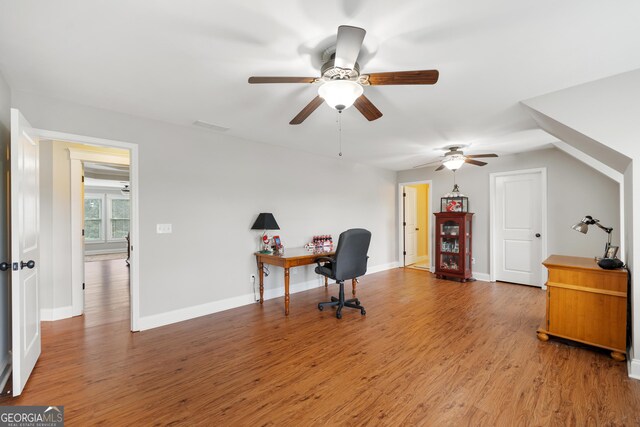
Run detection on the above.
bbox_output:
[337,110,343,157]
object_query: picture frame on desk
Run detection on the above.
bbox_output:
[605,245,619,259]
[273,235,281,247]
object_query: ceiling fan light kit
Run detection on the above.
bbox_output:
[317,80,363,111]
[443,155,465,171]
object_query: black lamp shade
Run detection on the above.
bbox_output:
[251,213,280,230]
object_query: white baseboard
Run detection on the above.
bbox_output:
[41,306,73,321]
[368,261,400,274]
[262,276,327,301]
[628,348,640,380]
[474,272,491,282]
[138,293,256,331]
[85,248,127,256]
[0,355,11,392]
[138,262,399,331]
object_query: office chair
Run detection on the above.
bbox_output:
[315,228,371,319]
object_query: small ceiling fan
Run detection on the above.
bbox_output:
[413,146,498,171]
[248,25,439,124]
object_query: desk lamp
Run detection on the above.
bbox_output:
[251,213,280,253]
[571,215,623,269]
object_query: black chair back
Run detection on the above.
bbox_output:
[333,228,371,281]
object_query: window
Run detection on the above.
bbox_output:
[84,196,103,241]
[84,193,130,243]
[108,196,130,240]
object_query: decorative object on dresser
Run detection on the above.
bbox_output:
[434,212,474,282]
[251,213,280,254]
[536,255,627,361]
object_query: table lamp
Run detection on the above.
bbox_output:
[251,213,280,253]
[571,215,623,269]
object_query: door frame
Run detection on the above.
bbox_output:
[489,168,548,287]
[397,180,433,270]
[33,128,140,331]
[68,147,130,318]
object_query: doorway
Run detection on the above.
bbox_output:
[490,168,547,287]
[400,182,432,270]
[82,162,131,326]
[37,129,140,331]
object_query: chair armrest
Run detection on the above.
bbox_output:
[315,256,335,268]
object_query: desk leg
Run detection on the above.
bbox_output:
[284,268,290,315]
[352,278,357,296]
[325,277,328,288]
[258,261,264,304]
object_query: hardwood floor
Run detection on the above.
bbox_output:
[3,266,640,425]
[82,258,130,328]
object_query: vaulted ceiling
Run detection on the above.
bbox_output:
[1,0,639,170]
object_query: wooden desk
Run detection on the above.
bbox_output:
[537,255,628,361]
[255,248,357,315]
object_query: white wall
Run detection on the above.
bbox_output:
[398,147,620,277]
[12,91,398,328]
[0,70,11,387]
[38,141,55,314]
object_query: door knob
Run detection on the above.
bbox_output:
[535,233,541,238]
[0,262,9,272]
[20,260,35,270]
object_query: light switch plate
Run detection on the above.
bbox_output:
[157,224,172,234]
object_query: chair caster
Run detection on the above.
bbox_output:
[355,299,360,305]
[318,304,324,311]
[336,312,342,319]
[360,309,366,316]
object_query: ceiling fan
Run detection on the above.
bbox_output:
[413,146,498,171]
[248,25,439,125]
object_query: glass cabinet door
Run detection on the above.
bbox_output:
[440,254,460,271]
[440,220,460,236]
[440,237,459,253]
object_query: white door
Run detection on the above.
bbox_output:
[494,171,543,286]
[404,186,418,265]
[10,109,41,396]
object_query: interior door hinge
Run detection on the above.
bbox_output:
[403,192,406,197]
[403,222,406,226]
[82,229,85,236]
[82,175,84,183]
[403,251,406,256]
[82,282,85,290]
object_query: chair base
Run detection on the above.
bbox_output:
[318,281,366,319]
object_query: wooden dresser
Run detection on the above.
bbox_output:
[537,255,627,361]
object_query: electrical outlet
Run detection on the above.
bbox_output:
[156,224,172,234]
[472,257,476,264]
[250,274,256,283]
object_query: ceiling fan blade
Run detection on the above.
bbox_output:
[248,76,316,84]
[334,25,366,70]
[289,96,324,125]
[435,164,446,171]
[465,159,487,167]
[366,70,439,85]
[353,95,383,121]
[466,154,498,159]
